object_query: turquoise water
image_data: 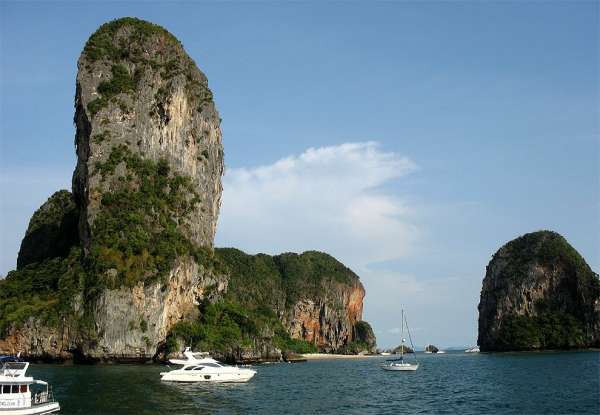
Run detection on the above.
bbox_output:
[29,351,598,414]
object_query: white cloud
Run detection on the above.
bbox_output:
[215,142,480,349]
[216,142,419,269]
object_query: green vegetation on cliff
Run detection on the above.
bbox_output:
[17,190,79,269]
[217,247,357,308]
[493,231,594,285]
[497,312,586,350]
[0,247,84,336]
[166,300,317,356]
[82,17,213,118]
[89,145,220,288]
[84,17,180,62]
[87,64,140,116]
[1,191,85,336]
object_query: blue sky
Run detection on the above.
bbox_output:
[0,1,598,348]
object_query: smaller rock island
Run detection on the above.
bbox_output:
[478,230,600,352]
[424,344,439,353]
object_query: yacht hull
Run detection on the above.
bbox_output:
[0,402,60,415]
[160,370,256,383]
[382,363,419,372]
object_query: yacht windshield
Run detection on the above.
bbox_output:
[202,363,222,368]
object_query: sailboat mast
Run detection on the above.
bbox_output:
[401,309,404,359]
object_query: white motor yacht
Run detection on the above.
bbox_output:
[0,356,60,415]
[465,346,480,353]
[160,348,256,383]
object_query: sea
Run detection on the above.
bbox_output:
[29,350,599,414]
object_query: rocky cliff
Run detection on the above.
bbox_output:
[0,17,375,362]
[220,249,372,352]
[161,249,376,362]
[478,230,600,351]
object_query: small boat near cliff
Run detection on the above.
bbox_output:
[382,310,419,372]
[465,346,480,353]
[0,355,60,414]
[160,348,256,383]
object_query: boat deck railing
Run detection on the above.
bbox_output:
[32,388,55,406]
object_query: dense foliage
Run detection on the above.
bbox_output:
[353,320,376,349]
[17,190,79,269]
[494,231,595,284]
[216,248,357,308]
[0,247,85,336]
[496,312,586,350]
[166,301,316,355]
[83,17,180,62]
[88,144,219,289]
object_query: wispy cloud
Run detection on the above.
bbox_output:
[216,141,419,269]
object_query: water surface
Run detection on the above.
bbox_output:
[29,351,599,414]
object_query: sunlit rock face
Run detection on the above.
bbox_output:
[73,17,223,251]
[478,231,600,352]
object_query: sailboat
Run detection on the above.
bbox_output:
[382,309,419,371]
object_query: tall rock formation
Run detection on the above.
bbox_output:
[73,17,223,251]
[478,231,600,351]
[1,18,227,361]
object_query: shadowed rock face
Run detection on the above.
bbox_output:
[17,190,79,269]
[353,320,377,352]
[478,231,600,352]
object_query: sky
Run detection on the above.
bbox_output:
[0,1,598,349]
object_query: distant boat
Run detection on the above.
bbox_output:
[465,346,480,353]
[382,310,419,372]
[380,352,391,356]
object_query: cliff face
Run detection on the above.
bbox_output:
[0,260,227,361]
[283,277,364,351]
[225,249,369,351]
[163,249,375,361]
[478,231,600,352]
[73,18,223,251]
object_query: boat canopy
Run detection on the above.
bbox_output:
[0,356,22,363]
